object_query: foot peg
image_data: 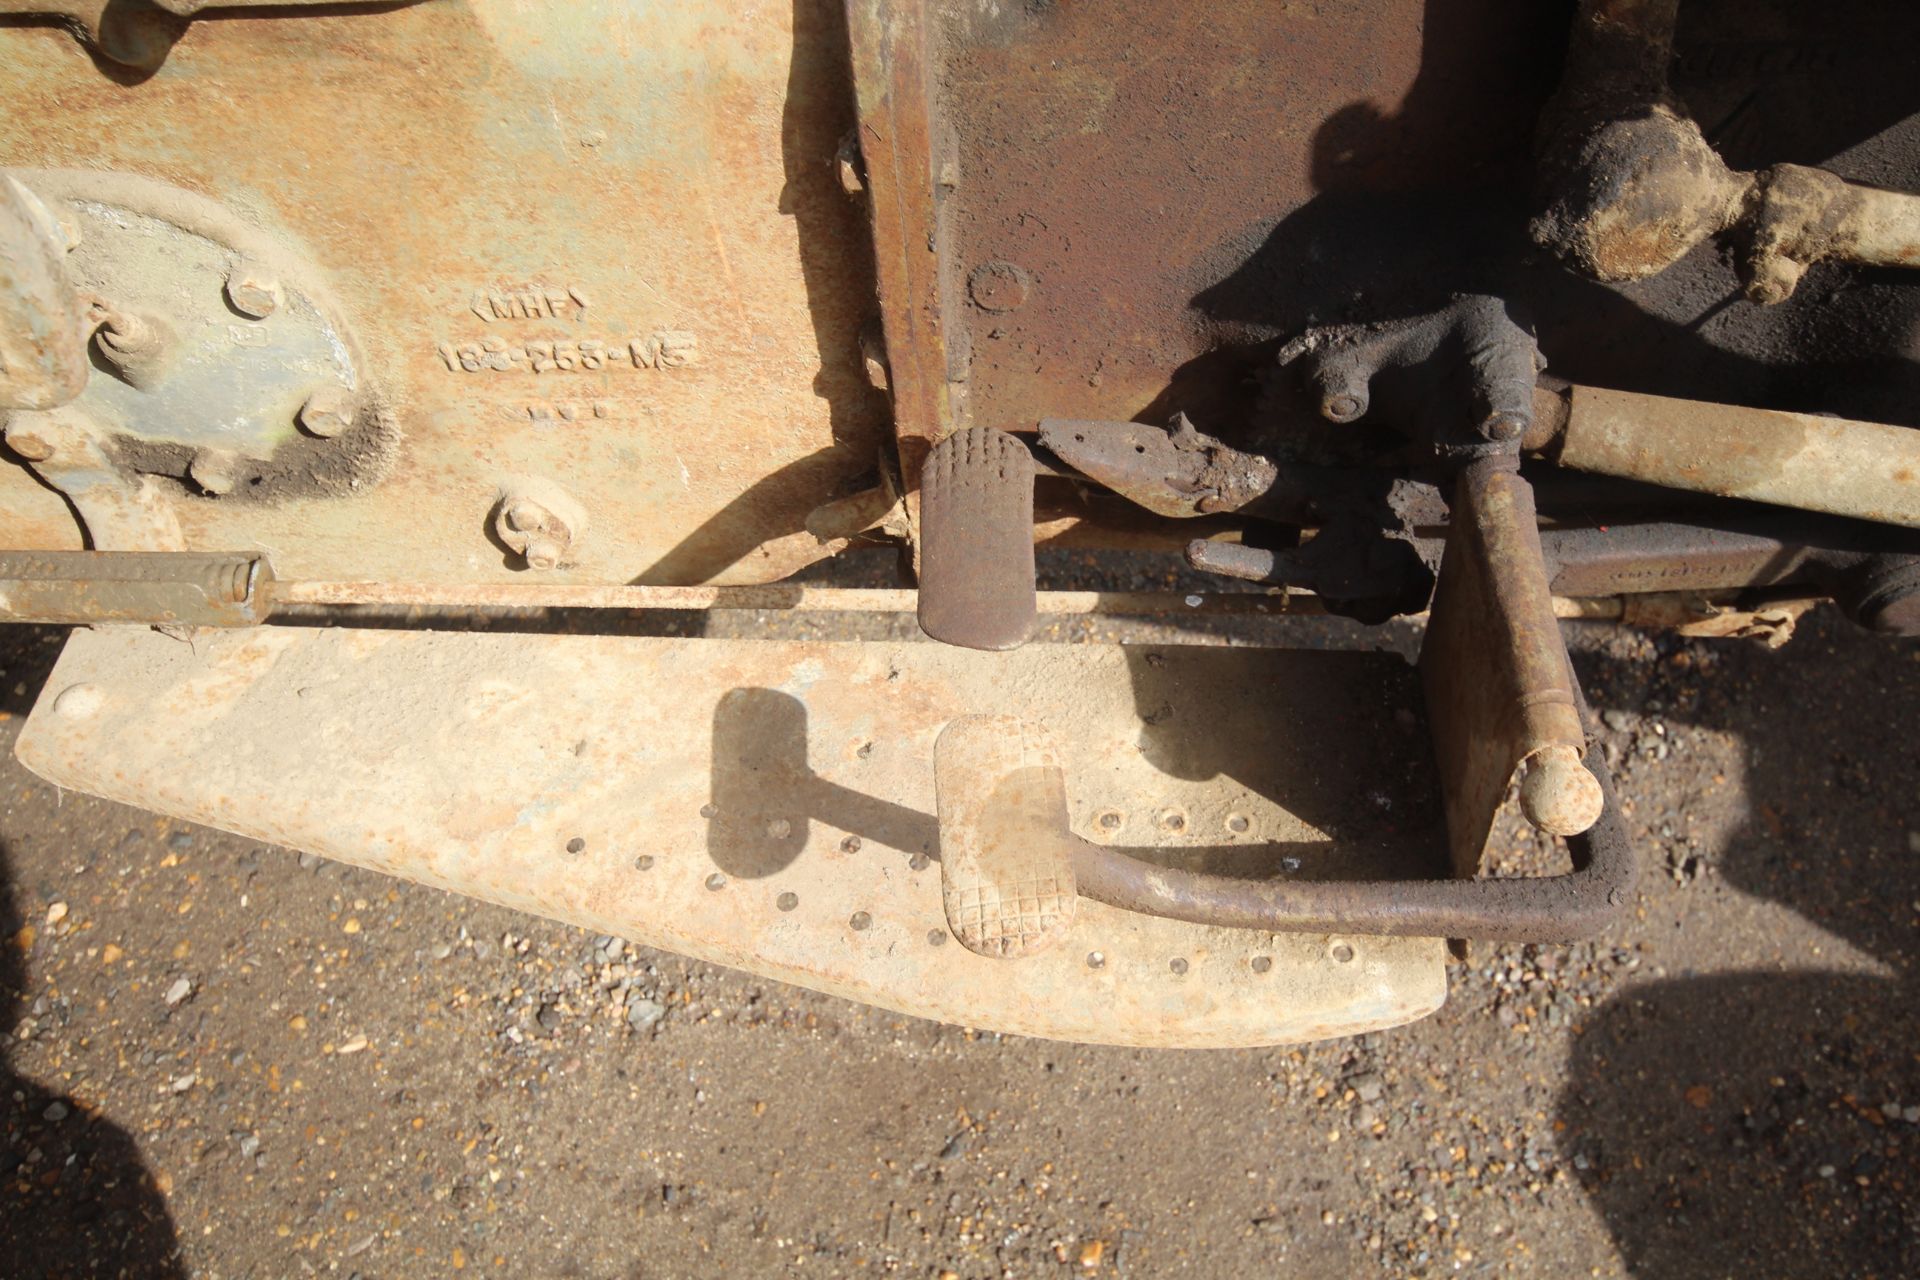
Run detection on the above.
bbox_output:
[917,427,1037,650]
[933,716,1077,957]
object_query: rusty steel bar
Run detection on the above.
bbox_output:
[1070,743,1634,942]
[267,581,1308,618]
[846,0,953,494]
[1529,383,1920,529]
[0,549,269,625]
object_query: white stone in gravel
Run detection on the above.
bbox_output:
[163,976,193,1006]
[627,998,668,1031]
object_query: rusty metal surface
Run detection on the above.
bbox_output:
[0,549,267,625]
[5,404,188,551]
[1540,521,1815,597]
[1549,384,1920,528]
[16,625,1450,1047]
[0,174,88,411]
[1533,0,1920,304]
[912,0,1561,435]
[850,0,1920,485]
[0,1,420,71]
[916,426,1035,649]
[845,0,950,495]
[3,169,395,514]
[0,1,887,585]
[1421,461,1596,878]
[1037,416,1281,519]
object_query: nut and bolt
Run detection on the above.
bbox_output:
[298,385,358,438]
[225,261,282,319]
[189,448,240,496]
[91,303,176,391]
[493,485,584,572]
[499,499,567,569]
[504,500,546,533]
[1480,410,1528,443]
[1314,368,1370,424]
[522,536,565,570]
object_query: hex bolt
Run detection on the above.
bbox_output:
[492,483,584,572]
[504,500,546,533]
[225,261,282,319]
[298,386,358,438]
[189,448,239,496]
[522,536,564,571]
[4,427,55,462]
[1480,411,1528,443]
[1312,364,1370,424]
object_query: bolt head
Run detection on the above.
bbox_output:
[967,260,1031,313]
[226,262,281,319]
[1481,411,1528,443]
[189,449,238,496]
[298,386,358,438]
[522,537,563,571]
[52,683,105,720]
[5,430,54,462]
[1321,393,1365,423]
[503,500,549,533]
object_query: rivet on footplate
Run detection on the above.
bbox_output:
[917,427,1037,650]
[933,716,1077,958]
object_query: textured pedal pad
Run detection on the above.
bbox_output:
[933,716,1078,958]
[918,427,1037,650]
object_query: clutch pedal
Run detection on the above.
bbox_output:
[917,426,1037,650]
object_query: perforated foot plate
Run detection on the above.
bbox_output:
[933,716,1078,958]
[917,427,1037,650]
[17,626,1447,1047]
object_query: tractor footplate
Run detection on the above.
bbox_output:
[17,625,1446,1048]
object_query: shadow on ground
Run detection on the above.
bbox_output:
[1,624,185,1278]
[1561,615,1920,1278]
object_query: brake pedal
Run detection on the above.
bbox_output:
[917,427,1037,650]
[933,716,1077,958]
